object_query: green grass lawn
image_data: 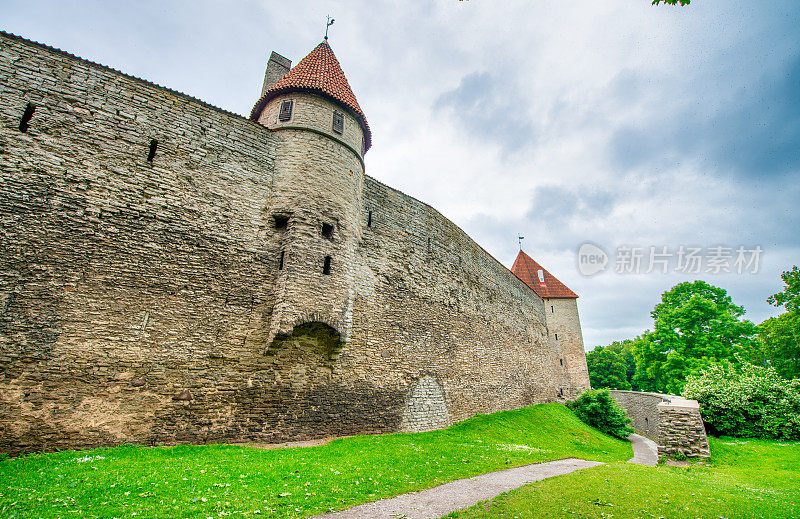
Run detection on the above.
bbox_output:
[0,403,631,519]
[448,436,800,519]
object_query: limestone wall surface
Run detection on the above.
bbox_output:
[0,32,589,455]
[609,391,710,458]
[543,298,590,399]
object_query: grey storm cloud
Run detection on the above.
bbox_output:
[434,72,535,153]
[609,51,800,179]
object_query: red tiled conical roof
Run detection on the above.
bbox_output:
[511,251,578,299]
[250,40,371,152]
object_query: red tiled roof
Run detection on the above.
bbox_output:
[511,251,578,299]
[250,40,372,152]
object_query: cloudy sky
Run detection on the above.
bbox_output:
[4,0,798,348]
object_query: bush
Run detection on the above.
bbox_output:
[567,389,634,440]
[683,359,800,440]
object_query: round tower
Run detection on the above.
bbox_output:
[250,40,371,346]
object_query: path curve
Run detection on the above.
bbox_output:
[310,457,603,519]
[627,433,658,466]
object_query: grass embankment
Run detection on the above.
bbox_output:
[0,403,630,518]
[449,436,800,519]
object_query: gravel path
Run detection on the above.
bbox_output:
[310,457,603,519]
[627,433,658,466]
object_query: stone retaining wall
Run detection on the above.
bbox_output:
[609,390,710,458]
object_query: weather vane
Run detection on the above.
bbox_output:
[325,15,335,40]
[518,235,525,250]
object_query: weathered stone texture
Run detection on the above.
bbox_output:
[610,391,711,458]
[0,32,590,455]
[543,298,590,400]
[608,391,664,440]
[400,375,450,432]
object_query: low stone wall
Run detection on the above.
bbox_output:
[609,390,710,458]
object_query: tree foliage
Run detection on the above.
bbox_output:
[635,281,756,394]
[683,359,800,440]
[755,265,800,378]
[652,0,691,5]
[567,389,634,440]
[768,266,800,313]
[757,313,800,379]
[586,339,641,390]
[586,344,629,390]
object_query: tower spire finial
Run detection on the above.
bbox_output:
[518,235,525,251]
[325,15,335,40]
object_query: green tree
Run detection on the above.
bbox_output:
[636,281,756,394]
[758,314,800,378]
[767,266,800,313]
[586,345,630,389]
[757,266,800,378]
[652,0,690,5]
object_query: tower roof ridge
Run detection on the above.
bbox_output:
[511,250,578,299]
[250,40,372,152]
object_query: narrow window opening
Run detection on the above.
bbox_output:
[645,417,649,426]
[427,237,431,252]
[323,256,332,275]
[367,211,372,227]
[551,305,554,313]
[332,111,344,134]
[559,388,564,397]
[559,358,563,366]
[19,103,36,133]
[147,139,158,162]
[279,100,293,121]
[278,250,285,270]
[321,222,334,239]
[555,333,558,340]
[273,214,289,230]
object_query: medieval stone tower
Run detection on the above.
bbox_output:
[250,42,370,346]
[0,31,591,455]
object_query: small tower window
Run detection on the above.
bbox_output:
[147,139,158,162]
[551,305,554,313]
[332,111,344,134]
[278,250,285,270]
[555,333,558,340]
[273,214,289,230]
[559,358,563,366]
[367,211,372,227]
[19,103,36,133]
[323,256,332,275]
[279,100,293,121]
[321,223,334,239]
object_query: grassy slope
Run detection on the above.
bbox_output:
[0,403,631,519]
[448,436,800,519]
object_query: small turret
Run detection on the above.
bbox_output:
[251,41,370,347]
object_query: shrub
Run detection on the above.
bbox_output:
[567,389,634,440]
[683,359,800,440]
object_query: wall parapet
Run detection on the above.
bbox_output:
[609,390,711,458]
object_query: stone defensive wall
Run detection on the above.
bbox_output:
[0,32,587,454]
[609,390,711,458]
